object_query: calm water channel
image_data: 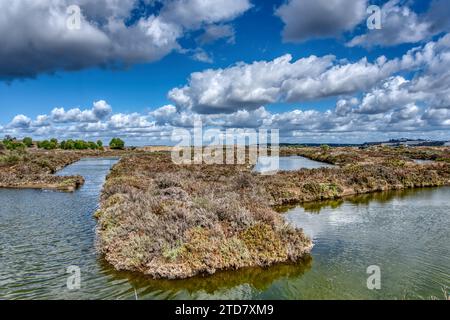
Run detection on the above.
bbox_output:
[0,158,448,299]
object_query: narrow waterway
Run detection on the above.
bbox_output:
[0,159,448,299]
[253,155,335,173]
[0,158,123,299]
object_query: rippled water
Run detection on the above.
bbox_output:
[0,158,448,299]
[283,188,450,300]
[0,158,123,299]
[253,156,335,173]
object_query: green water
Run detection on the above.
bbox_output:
[0,159,448,299]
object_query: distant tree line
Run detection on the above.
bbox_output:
[1,136,125,151]
[1,135,28,151]
[38,138,103,150]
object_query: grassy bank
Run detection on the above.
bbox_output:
[96,147,450,279]
[0,149,124,191]
[262,161,450,206]
[271,146,450,205]
[280,145,450,166]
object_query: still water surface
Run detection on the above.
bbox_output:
[253,155,335,173]
[0,158,448,299]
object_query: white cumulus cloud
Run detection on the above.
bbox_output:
[0,0,251,80]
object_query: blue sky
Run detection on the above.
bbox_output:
[1,0,449,144]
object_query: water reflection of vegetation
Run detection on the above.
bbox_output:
[276,199,344,213]
[345,188,424,206]
[278,187,439,214]
[99,255,312,296]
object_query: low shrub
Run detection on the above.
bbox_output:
[0,153,21,165]
[96,153,312,279]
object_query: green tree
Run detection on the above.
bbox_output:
[37,140,56,150]
[74,140,87,150]
[88,141,98,150]
[3,135,14,143]
[109,138,125,150]
[23,137,33,148]
[48,141,57,150]
[59,140,66,150]
[5,141,26,151]
[320,144,330,152]
[97,140,103,148]
[65,140,75,150]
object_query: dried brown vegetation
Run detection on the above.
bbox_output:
[6,145,446,279]
[96,152,312,279]
[281,145,450,166]
[96,146,450,279]
[272,146,450,204]
[0,149,124,191]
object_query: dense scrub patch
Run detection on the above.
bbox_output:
[96,153,312,279]
[97,147,450,279]
[0,149,124,191]
[261,161,450,205]
[281,145,450,166]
